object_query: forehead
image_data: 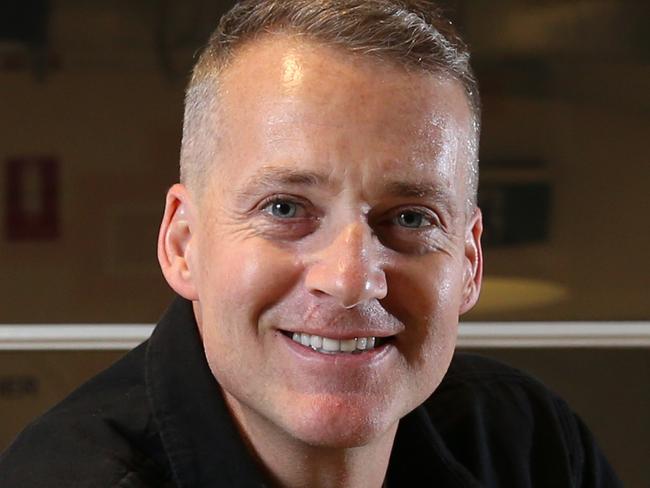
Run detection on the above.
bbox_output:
[212,35,473,197]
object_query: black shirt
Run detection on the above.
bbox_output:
[0,297,622,487]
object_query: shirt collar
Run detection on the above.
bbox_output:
[146,297,269,487]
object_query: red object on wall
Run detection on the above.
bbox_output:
[5,157,59,241]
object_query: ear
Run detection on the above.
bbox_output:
[459,207,483,315]
[157,183,199,300]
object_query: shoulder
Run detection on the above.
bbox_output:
[0,342,174,487]
[428,353,575,448]
[437,351,556,398]
[423,353,622,487]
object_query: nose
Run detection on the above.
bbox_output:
[305,222,387,308]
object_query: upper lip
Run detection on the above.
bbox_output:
[273,303,404,340]
[279,328,397,340]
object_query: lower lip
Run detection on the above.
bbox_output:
[278,332,395,367]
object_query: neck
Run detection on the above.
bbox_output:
[224,391,397,488]
[265,438,395,488]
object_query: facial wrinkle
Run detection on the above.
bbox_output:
[236,166,330,200]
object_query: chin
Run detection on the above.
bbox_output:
[280,394,402,448]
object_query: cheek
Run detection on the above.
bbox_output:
[195,236,304,374]
[385,255,464,325]
[198,238,302,321]
[384,256,464,396]
[195,239,303,388]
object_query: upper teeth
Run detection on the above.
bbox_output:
[291,332,376,354]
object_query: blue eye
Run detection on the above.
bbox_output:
[266,200,298,218]
[396,210,430,228]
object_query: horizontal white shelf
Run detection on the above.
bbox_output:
[0,322,648,350]
[458,322,650,348]
[0,325,153,351]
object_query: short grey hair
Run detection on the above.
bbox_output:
[181,0,480,207]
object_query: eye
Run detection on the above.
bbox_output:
[394,210,434,228]
[262,198,305,219]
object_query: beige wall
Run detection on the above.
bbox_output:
[470,89,650,321]
[0,70,179,322]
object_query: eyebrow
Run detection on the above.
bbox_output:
[385,180,454,202]
[235,166,330,202]
[383,180,457,216]
[254,167,329,187]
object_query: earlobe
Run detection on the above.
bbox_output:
[157,183,199,300]
[459,207,483,315]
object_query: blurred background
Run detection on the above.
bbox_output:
[0,0,648,485]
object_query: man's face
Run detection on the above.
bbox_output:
[184,37,481,448]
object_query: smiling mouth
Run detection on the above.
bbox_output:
[281,330,391,354]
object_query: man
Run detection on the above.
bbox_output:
[0,1,621,486]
